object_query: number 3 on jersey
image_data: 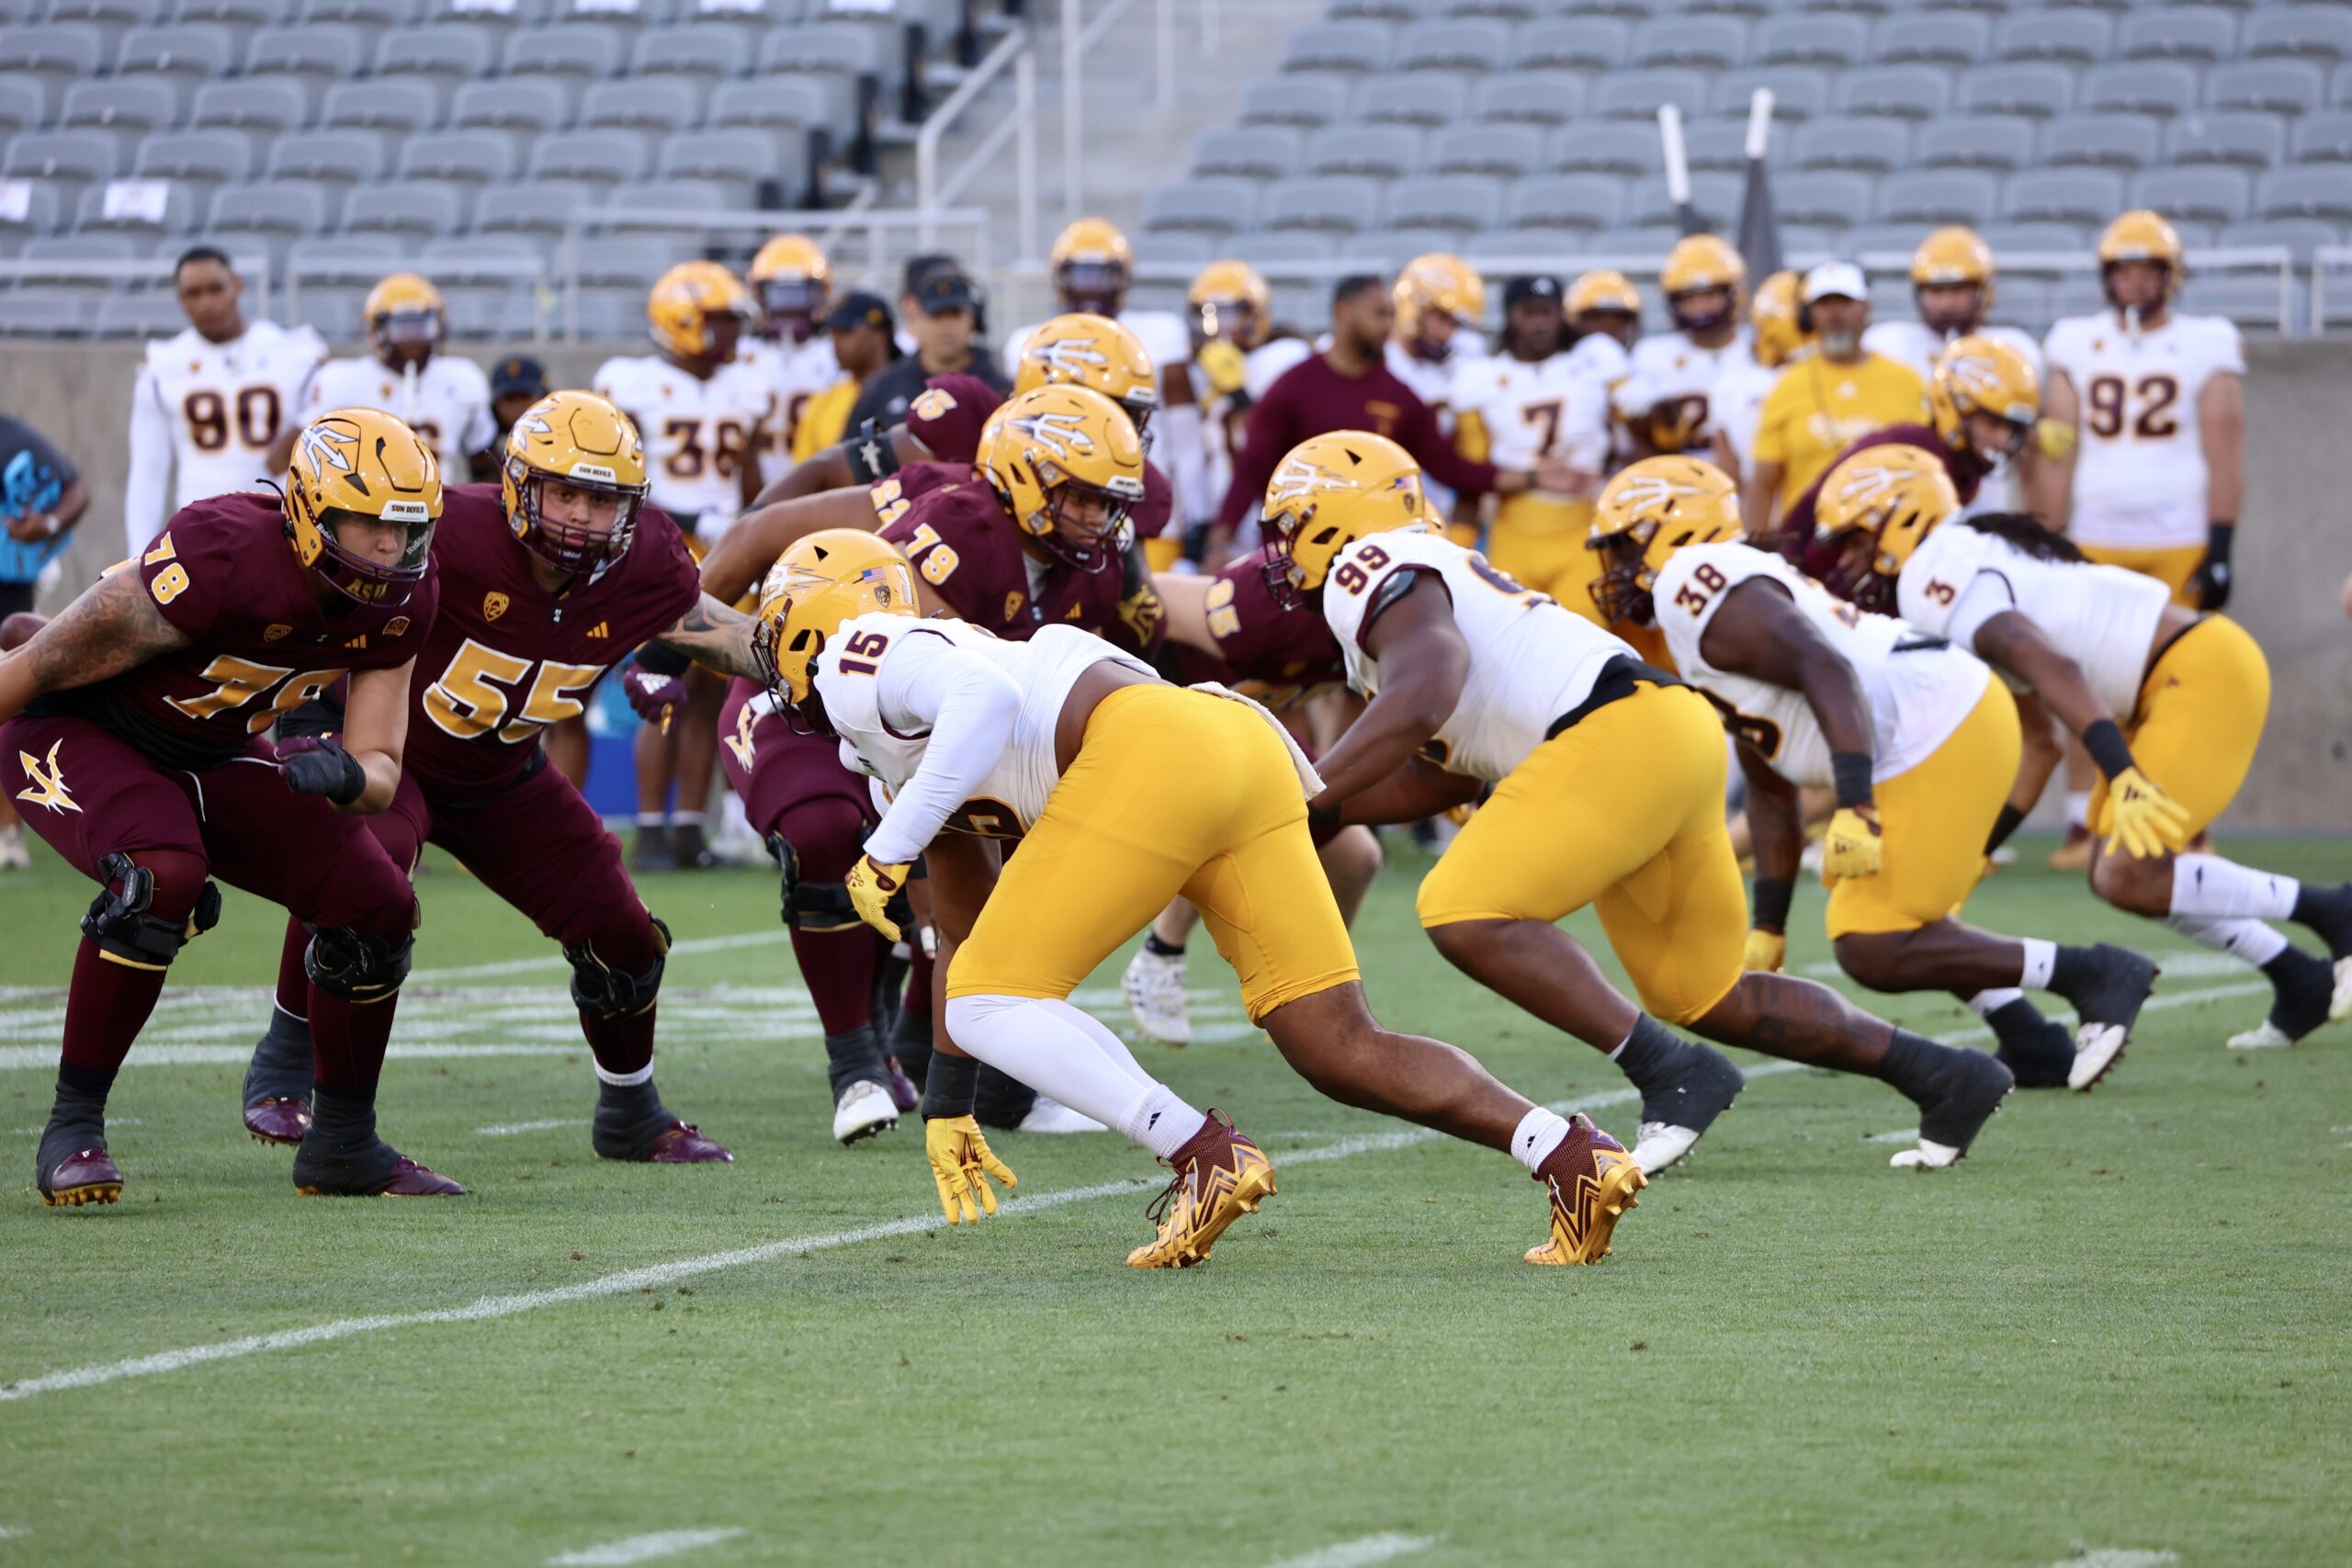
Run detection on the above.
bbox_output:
[424,639,604,744]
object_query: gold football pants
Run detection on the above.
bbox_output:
[2086,614,2269,842]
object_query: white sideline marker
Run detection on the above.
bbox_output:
[476,1118,590,1137]
[2054,1551,2178,1568]
[545,1528,747,1566]
[1267,1533,1437,1568]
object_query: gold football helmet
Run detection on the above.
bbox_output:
[2098,209,2184,307]
[749,233,832,339]
[1012,311,1161,439]
[500,390,651,573]
[978,384,1147,573]
[1660,234,1746,333]
[1585,456,1743,626]
[1051,217,1134,312]
[1928,334,2041,460]
[648,260,753,361]
[752,529,921,707]
[284,407,442,606]
[1567,269,1643,345]
[364,271,445,365]
[1749,269,1815,369]
[1815,443,1961,610]
[1260,431,1427,606]
[1394,252,1487,343]
[1188,259,1271,348]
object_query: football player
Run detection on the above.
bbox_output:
[1388,254,1489,518]
[1183,259,1288,564]
[1589,456,2155,1091]
[1,409,458,1202]
[238,391,750,1166]
[744,232,838,484]
[1614,234,1750,460]
[306,273,497,479]
[125,246,325,558]
[1709,269,1814,489]
[1272,433,2016,1174]
[1817,446,2352,1051]
[787,291,899,463]
[748,372,1006,510]
[595,261,771,871]
[759,529,1645,1268]
[1862,228,2043,381]
[1566,270,1643,351]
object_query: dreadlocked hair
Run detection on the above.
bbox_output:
[1961,512,2087,564]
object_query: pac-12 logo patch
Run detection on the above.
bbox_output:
[483,592,510,622]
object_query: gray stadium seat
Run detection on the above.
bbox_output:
[1958,64,2073,119]
[2292,109,2352,163]
[0,73,51,138]
[1280,21,1393,75]
[1832,64,1951,121]
[243,25,371,116]
[449,77,571,141]
[1236,75,1349,129]
[1792,115,1911,173]
[1917,114,2037,172]
[340,178,467,239]
[0,179,63,239]
[500,24,621,101]
[59,80,179,163]
[1192,127,1304,182]
[47,0,164,51]
[107,296,212,345]
[0,23,107,96]
[3,130,119,212]
[1504,172,1627,231]
[1758,12,1869,66]
[1141,176,1257,235]
[1681,0,1770,17]
[1773,170,1874,227]
[2130,165,2250,226]
[1973,220,2092,254]
[1330,0,1440,19]
[1579,222,1683,258]
[287,231,410,285]
[1470,70,1587,126]
[73,177,198,236]
[551,0,669,30]
[2256,166,2352,223]
[300,0,413,57]
[170,0,277,50]
[1711,67,1833,122]
[752,23,881,123]
[1625,170,1741,227]
[1593,68,1707,121]
[580,76,701,133]
[24,231,148,267]
[395,129,517,186]
[2043,113,2162,170]
[1511,17,1629,73]
[1261,175,1382,233]
[322,77,441,135]
[427,0,540,41]
[2335,62,2352,107]
[2245,5,2352,63]
[0,290,99,339]
[1425,122,1543,176]
[1826,219,1917,257]
[470,177,598,239]
[1393,17,1510,73]
[526,129,654,189]
[132,129,250,204]
[1306,123,1422,179]
[2167,111,2286,169]
[2225,217,2340,259]
[655,129,785,206]
[1872,13,1992,67]
[1630,15,1747,71]
[1547,121,1657,176]
[1995,9,2112,65]
[375,24,495,110]
[2117,7,2237,64]
[1443,0,1544,17]
[707,76,834,141]
[2004,167,2125,224]
[600,177,731,230]
[422,233,544,285]
[2081,62,2199,117]
[208,179,330,264]
[1383,173,1504,233]
[266,130,392,201]
[1228,230,1340,266]
[2208,62,2324,116]
[114,25,236,108]
[1672,118,1747,175]
[1876,169,1999,225]
[570,233,688,288]
[571,285,643,342]
[189,77,308,139]
[630,20,755,85]
[1353,73,1468,129]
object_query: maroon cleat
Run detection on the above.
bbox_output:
[884,1055,920,1113]
[297,1155,466,1197]
[243,1095,313,1146]
[40,1145,123,1208]
[637,1121,733,1164]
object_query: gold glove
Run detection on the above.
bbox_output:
[1820,804,1883,883]
[2098,768,2192,860]
[845,855,909,941]
[1743,928,1787,974]
[926,1114,1018,1225]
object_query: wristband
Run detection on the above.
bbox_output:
[1751,875,1793,934]
[1829,751,1875,810]
[1306,798,1342,830]
[2081,718,2135,782]
[1984,803,2026,855]
[634,642,691,679]
[919,1052,979,1121]
[2205,521,2235,563]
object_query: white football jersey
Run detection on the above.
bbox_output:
[304,353,496,471]
[1898,521,2168,719]
[594,354,773,536]
[1651,542,1990,789]
[1861,321,2043,384]
[1319,525,1634,783]
[1450,350,1612,477]
[742,333,836,484]
[815,617,1151,856]
[1612,329,1753,452]
[124,319,326,552]
[2042,310,2244,550]
[1710,349,1781,480]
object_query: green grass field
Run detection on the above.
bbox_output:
[3,832,2348,1568]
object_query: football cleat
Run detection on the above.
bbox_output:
[243,1006,317,1145]
[1892,1051,2013,1170]
[2052,943,2156,1092]
[243,1097,313,1145]
[832,1077,899,1145]
[884,1054,921,1113]
[1987,1009,2076,1089]
[1126,1110,1274,1269]
[1630,1041,1746,1176]
[0,826,28,870]
[1121,946,1192,1047]
[2047,825,2093,873]
[39,1145,122,1208]
[629,824,679,874]
[1015,1095,1108,1134]
[635,1121,733,1164]
[2227,946,2340,1050]
[296,1155,465,1198]
[1526,1113,1645,1266]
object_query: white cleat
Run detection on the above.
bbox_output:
[0,828,28,870]
[1890,1137,1965,1170]
[2226,1020,2296,1051]
[831,1078,899,1145]
[1629,1121,1702,1176]
[2068,1022,2129,1091]
[2332,956,2352,1023]
[1121,947,1192,1047]
[1014,1095,1107,1134]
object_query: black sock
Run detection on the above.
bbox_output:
[1610,1014,1690,1092]
[889,1007,933,1090]
[1144,931,1186,958]
[1984,803,2026,855]
[823,1025,888,1099]
[2049,944,2098,996]
[1874,1030,1953,1103]
[594,1077,672,1154]
[920,1053,980,1122]
[2290,881,2350,940]
[973,1064,1038,1128]
[308,1083,379,1145]
[54,1060,117,1111]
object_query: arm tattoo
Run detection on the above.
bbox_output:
[650,592,763,682]
[24,568,190,694]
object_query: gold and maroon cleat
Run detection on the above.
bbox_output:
[243,1096,313,1146]
[1526,1113,1645,1267]
[638,1121,733,1164]
[1125,1110,1275,1269]
[39,1145,123,1208]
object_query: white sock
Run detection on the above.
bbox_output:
[1967,987,2025,1017]
[635,811,664,828]
[2170,854,2299,921]
[1121,1083,1209,1159]
[2065,791,2091,829]
[945,993,1200,1148]
[673,810,706,829]
[594,1059,654,1088]
[2165,913,2290,968]
[1510,1107,1571,1173]
[2018,938,2057,991]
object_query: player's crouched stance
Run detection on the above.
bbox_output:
[242,392,744,1166]
[756,531,1641,1267]
[0,410,460,1202]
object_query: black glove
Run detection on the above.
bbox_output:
[2191,521,2233,612]
[277,735,366,806]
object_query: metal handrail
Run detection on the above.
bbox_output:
[2311,245,2352,335]
[914,23,1038,256]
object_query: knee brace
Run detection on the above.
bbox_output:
[305,922,414,1002]
[81,852,220,969]
[567,916,671,1020]
[766,833,864,932]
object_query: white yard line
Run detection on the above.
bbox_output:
[544,1529,747,1567]
[413,931,786,984]
[1266,1534,1437,1568]
[475,1119,590,1137]
[2054,1551,2178,1568]
[1866,1127,1923,1144]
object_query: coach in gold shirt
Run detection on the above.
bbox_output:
[1740,262,1928,536]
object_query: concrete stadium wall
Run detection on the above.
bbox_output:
[5,337,2347,830]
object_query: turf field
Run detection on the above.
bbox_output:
[2,832,2347,1568]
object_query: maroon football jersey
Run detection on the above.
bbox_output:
[41,491,436,771]
[879,477,1159,654]
[904,374,1003,464]
[1177,545,1346,705]
[401,484,701,791]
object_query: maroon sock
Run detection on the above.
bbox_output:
[59,939,170,1074]
[309,987,397,1093]
[903,943,933,1024]
[789,925,883,1035]
[273,916,311,1018]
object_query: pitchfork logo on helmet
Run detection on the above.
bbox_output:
[284,407,442,608]
[1261,432,1427,609]
[979,386,1146,575]
[1585,456,1741,627]
[1815,444,1961,610]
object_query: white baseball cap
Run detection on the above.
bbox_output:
[1802,261,1868,304]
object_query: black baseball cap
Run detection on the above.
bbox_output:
[914,269,978,316]
[826,290,895,333]
[491,354,547,400]
[1503,275,1562,310]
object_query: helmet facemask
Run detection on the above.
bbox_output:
[508,460,644,575]
[1029,460,1137,573]
[1586,526,1657,626]
[301,501,435,606]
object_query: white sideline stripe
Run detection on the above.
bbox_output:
[413,931,785,983]
[1267,1534,1436,1568]
[545,1529,747,1566]
[2054,1551,2178,1568]
[1866,1126,1923,1144]
[475,1118,589,1137]
[0,1043,582,1071]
